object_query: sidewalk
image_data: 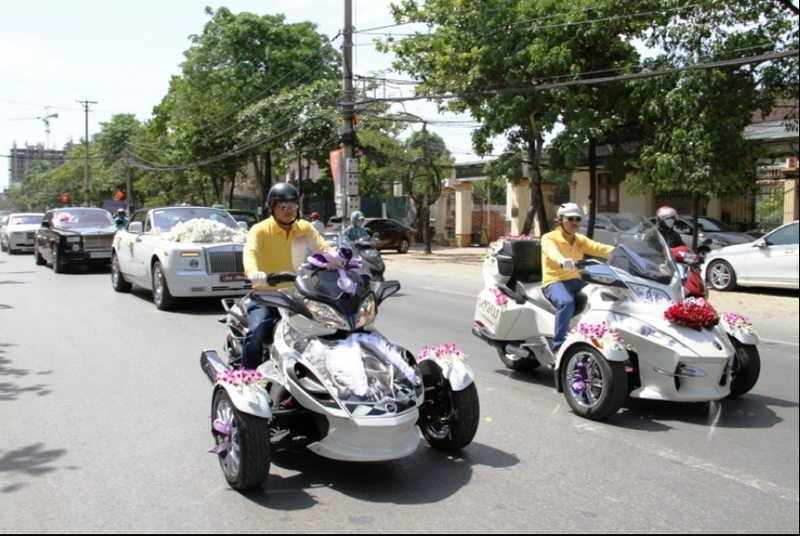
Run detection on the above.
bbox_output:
[383,244,799,322]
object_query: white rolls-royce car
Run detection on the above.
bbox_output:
[111,206,252,310]
[1,212,45,253]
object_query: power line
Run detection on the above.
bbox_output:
[355,49,799,105]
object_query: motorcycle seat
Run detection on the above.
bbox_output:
[520,284,588,317]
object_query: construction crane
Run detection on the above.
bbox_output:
[6,106,59,147]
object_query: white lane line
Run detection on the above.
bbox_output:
[421,286,476,298]
[579,419,799,503]
[759,337,800,349]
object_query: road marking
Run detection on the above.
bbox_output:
[759,337,800,349]
[579,418,799,503]
[420,286,475,298]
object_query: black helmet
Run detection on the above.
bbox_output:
[267,182,299,205]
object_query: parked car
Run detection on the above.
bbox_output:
[325,215,343,232]
[702,220,798,291]
[647,215,756,259]
[224,208,259,229]
[363,218,414,253]
[33,208,117,272]
[111,206,251,310]
[1,212,42,253]
[579,213,643,247]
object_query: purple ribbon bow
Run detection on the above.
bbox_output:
[302,247,371,294]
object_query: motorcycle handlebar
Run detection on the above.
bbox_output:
[576,258,604,269]
[266,271,297,286]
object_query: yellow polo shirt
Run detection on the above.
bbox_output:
[541,228,614,288]
[243,217,330,289]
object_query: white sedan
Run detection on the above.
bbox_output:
[111,206,252,310]
[1,213,45,254]
[703,220,798,291]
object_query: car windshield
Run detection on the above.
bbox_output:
[606,215,676,284]
[53,210,115,229]
[151,208,239,232]
[685,216,735,232]
[10,215,43,225]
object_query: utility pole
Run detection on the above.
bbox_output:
[340,0,359,219]
[77,99,97,206]
[124,138,133,214]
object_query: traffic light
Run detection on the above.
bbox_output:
[60,193,69,204]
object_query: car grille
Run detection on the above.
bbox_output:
[26,231,35,240]
[83,235,114,250]
[206,245,244,274]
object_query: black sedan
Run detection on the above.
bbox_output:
[34,208,118,273]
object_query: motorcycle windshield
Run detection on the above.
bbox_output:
[296,268,369,302]
[606,215,676,285]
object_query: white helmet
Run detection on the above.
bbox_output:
[656,206,678,222]
[557,203,582,219]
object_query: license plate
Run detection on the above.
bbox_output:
[220,273,248,283]
[90,251,112,259]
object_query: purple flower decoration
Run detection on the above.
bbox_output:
[208,418,232,460]
[302,247,371,294]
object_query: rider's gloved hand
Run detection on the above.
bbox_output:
[249,271,268,287]
[560,258,576,271]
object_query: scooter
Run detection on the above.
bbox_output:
[472,217,760,421]
[200,247,479,491]
[671,243,707,299]
[323,233,386,282]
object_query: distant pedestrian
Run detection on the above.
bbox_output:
[310,212,325,234]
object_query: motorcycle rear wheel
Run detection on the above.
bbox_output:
[561,345,627,420]
[421,381,480,452]
[727,340,761,399]
[212,389,271,491]
[497,349,541,372]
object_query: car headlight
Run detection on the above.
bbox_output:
[304,299,348,329]
[355,293,377,328]
[710,237,729,247]
[628,283,672,305]
[66,236,81,243]
[611,313,688,351]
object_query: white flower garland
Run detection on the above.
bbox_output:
[164,218,247,244]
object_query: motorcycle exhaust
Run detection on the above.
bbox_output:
[504,344,530,360]
[200,348,228,384]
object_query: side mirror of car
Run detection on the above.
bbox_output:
[237,221,248,230]
[40,221,51,229]
[755,238,767,248]
[129,222,143,234]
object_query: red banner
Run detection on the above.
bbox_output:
[330,148,343,194]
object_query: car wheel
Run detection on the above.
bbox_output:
[397,238,410,254]
[111,253,133,293]
[52,247,66,274]
[561,345,627,420]
[34,244,46,266]
[212,389,271,491]
[706,259,736,291]
[152,261,177,310]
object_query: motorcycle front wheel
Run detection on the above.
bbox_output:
[421,381,480,452]
[727,340,761,398]
[212,389,271,491]
[561,345,627,420]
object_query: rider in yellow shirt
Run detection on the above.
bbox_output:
[541,203,614,353]
[242,183,330,369]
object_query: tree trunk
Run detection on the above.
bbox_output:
[587,136,597,239]
[522,115,549,237]
[228,177,236,208]
[251,150,273,214]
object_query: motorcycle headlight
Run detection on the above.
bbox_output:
[628,283,672,305]
[362,249,379,258]
[304,299,348,330]
[611,313,688,351]
[355,293,377,328]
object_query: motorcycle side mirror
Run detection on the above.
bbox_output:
[375,280,401,303]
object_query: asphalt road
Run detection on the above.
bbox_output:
[1,253,798,533]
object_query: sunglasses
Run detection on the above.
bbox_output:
[276,202,299,211]
[563,216,582,223]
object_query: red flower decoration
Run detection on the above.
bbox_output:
[664,298,719,331]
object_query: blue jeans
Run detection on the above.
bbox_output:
[241,304,280,369]
[544,279,587,352]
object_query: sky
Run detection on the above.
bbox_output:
[0,0,497,191]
